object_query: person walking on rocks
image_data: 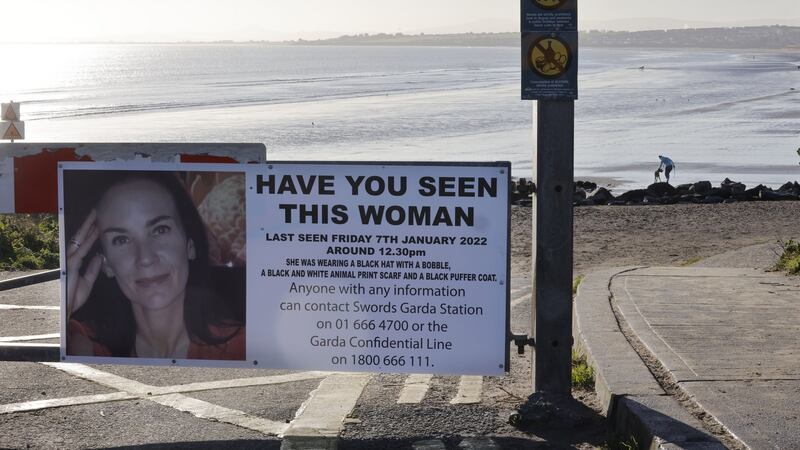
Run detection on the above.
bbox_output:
[657,155,676,183]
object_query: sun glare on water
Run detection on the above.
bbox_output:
[0,44,108,101]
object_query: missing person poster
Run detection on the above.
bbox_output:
[59,161,510,375]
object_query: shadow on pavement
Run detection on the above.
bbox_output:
[340,393,608,449]
[340,436,597,449]
[609,397,727,448]
[102,442,281,450]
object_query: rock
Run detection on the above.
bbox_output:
[587,187,614,204]
[679,194,700,203]
[744,184,767,200]
[721,178,746,194]
[662,195,681,204]
[643,195,664,205]
[575,180,597,191]
[514,178,534,196]
[526,181,535,194]
[646,182,677,197]
[778,181,800,195]
[761,189,798,201]
[702,196,725,204]
[689,181,712,195]
[573,189,587,202]
[705,187,731,199]
[617,189,646,204]
[675,183,693,195]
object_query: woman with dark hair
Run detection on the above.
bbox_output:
[65,171,245,359]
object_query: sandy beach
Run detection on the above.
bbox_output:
[511,201,800,277]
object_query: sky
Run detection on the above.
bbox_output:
[2,0,798,42]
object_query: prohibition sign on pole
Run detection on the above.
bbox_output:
[529,36,571,78]
[533,0,567,10]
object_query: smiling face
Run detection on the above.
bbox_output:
[96,178,195,311]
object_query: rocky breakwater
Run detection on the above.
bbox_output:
[577,179,800,206]
[509,178,800,206]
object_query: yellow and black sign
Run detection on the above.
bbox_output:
[534,0,566,10]
[521,32,578,100]
[529,36,571,78]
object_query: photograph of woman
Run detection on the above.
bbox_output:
[63,169,246,360]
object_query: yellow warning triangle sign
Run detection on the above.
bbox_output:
[3,122,22,140]
[3,104,18,121]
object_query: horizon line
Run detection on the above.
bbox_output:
[1,25,797,45]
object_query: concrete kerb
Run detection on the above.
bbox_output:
[573,267,725,449]
[0,269,60,292]
[0,342,59,362]
[0,270,62,362]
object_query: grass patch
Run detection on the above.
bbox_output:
[602,434,639,450]
[572,277,594,389]
[775,239,800,274]
[0,215,60,270]
[681,256,702,266]
[572,275,585,296]
[571,350,595,390]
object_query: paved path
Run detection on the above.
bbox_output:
[576,265,800,449]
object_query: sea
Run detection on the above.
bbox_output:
[1,43,798,190]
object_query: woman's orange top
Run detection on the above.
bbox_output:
[68,319,246,360]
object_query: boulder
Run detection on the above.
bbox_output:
[617,189,646,204]
[575,180,597,191]
[646,182,677,197]
[643,195,665,205]
[675,183,693,195]
[705,187,731,199]
[702,196,725,204]
[778,181,800,196]
[515,178,531,196]
[588,187,614,204]
[761,189,798,201]
[679,194,701,203]
[721,178,746,194]
[689,181,712,195]
[744,184,767,200]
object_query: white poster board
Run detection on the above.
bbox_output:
[59,161,510,375]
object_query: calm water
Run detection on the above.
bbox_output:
[1,43,798,189]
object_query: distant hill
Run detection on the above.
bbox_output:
[290,32,517,47]
[288,26,800,49]
[582,26,800,49]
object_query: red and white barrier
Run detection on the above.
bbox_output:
[0,143,265,214]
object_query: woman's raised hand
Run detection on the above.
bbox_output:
[66,210,102,320]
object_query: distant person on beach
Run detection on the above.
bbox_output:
[657,155,675,183]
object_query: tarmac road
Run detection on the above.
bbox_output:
[0,274,608,449]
